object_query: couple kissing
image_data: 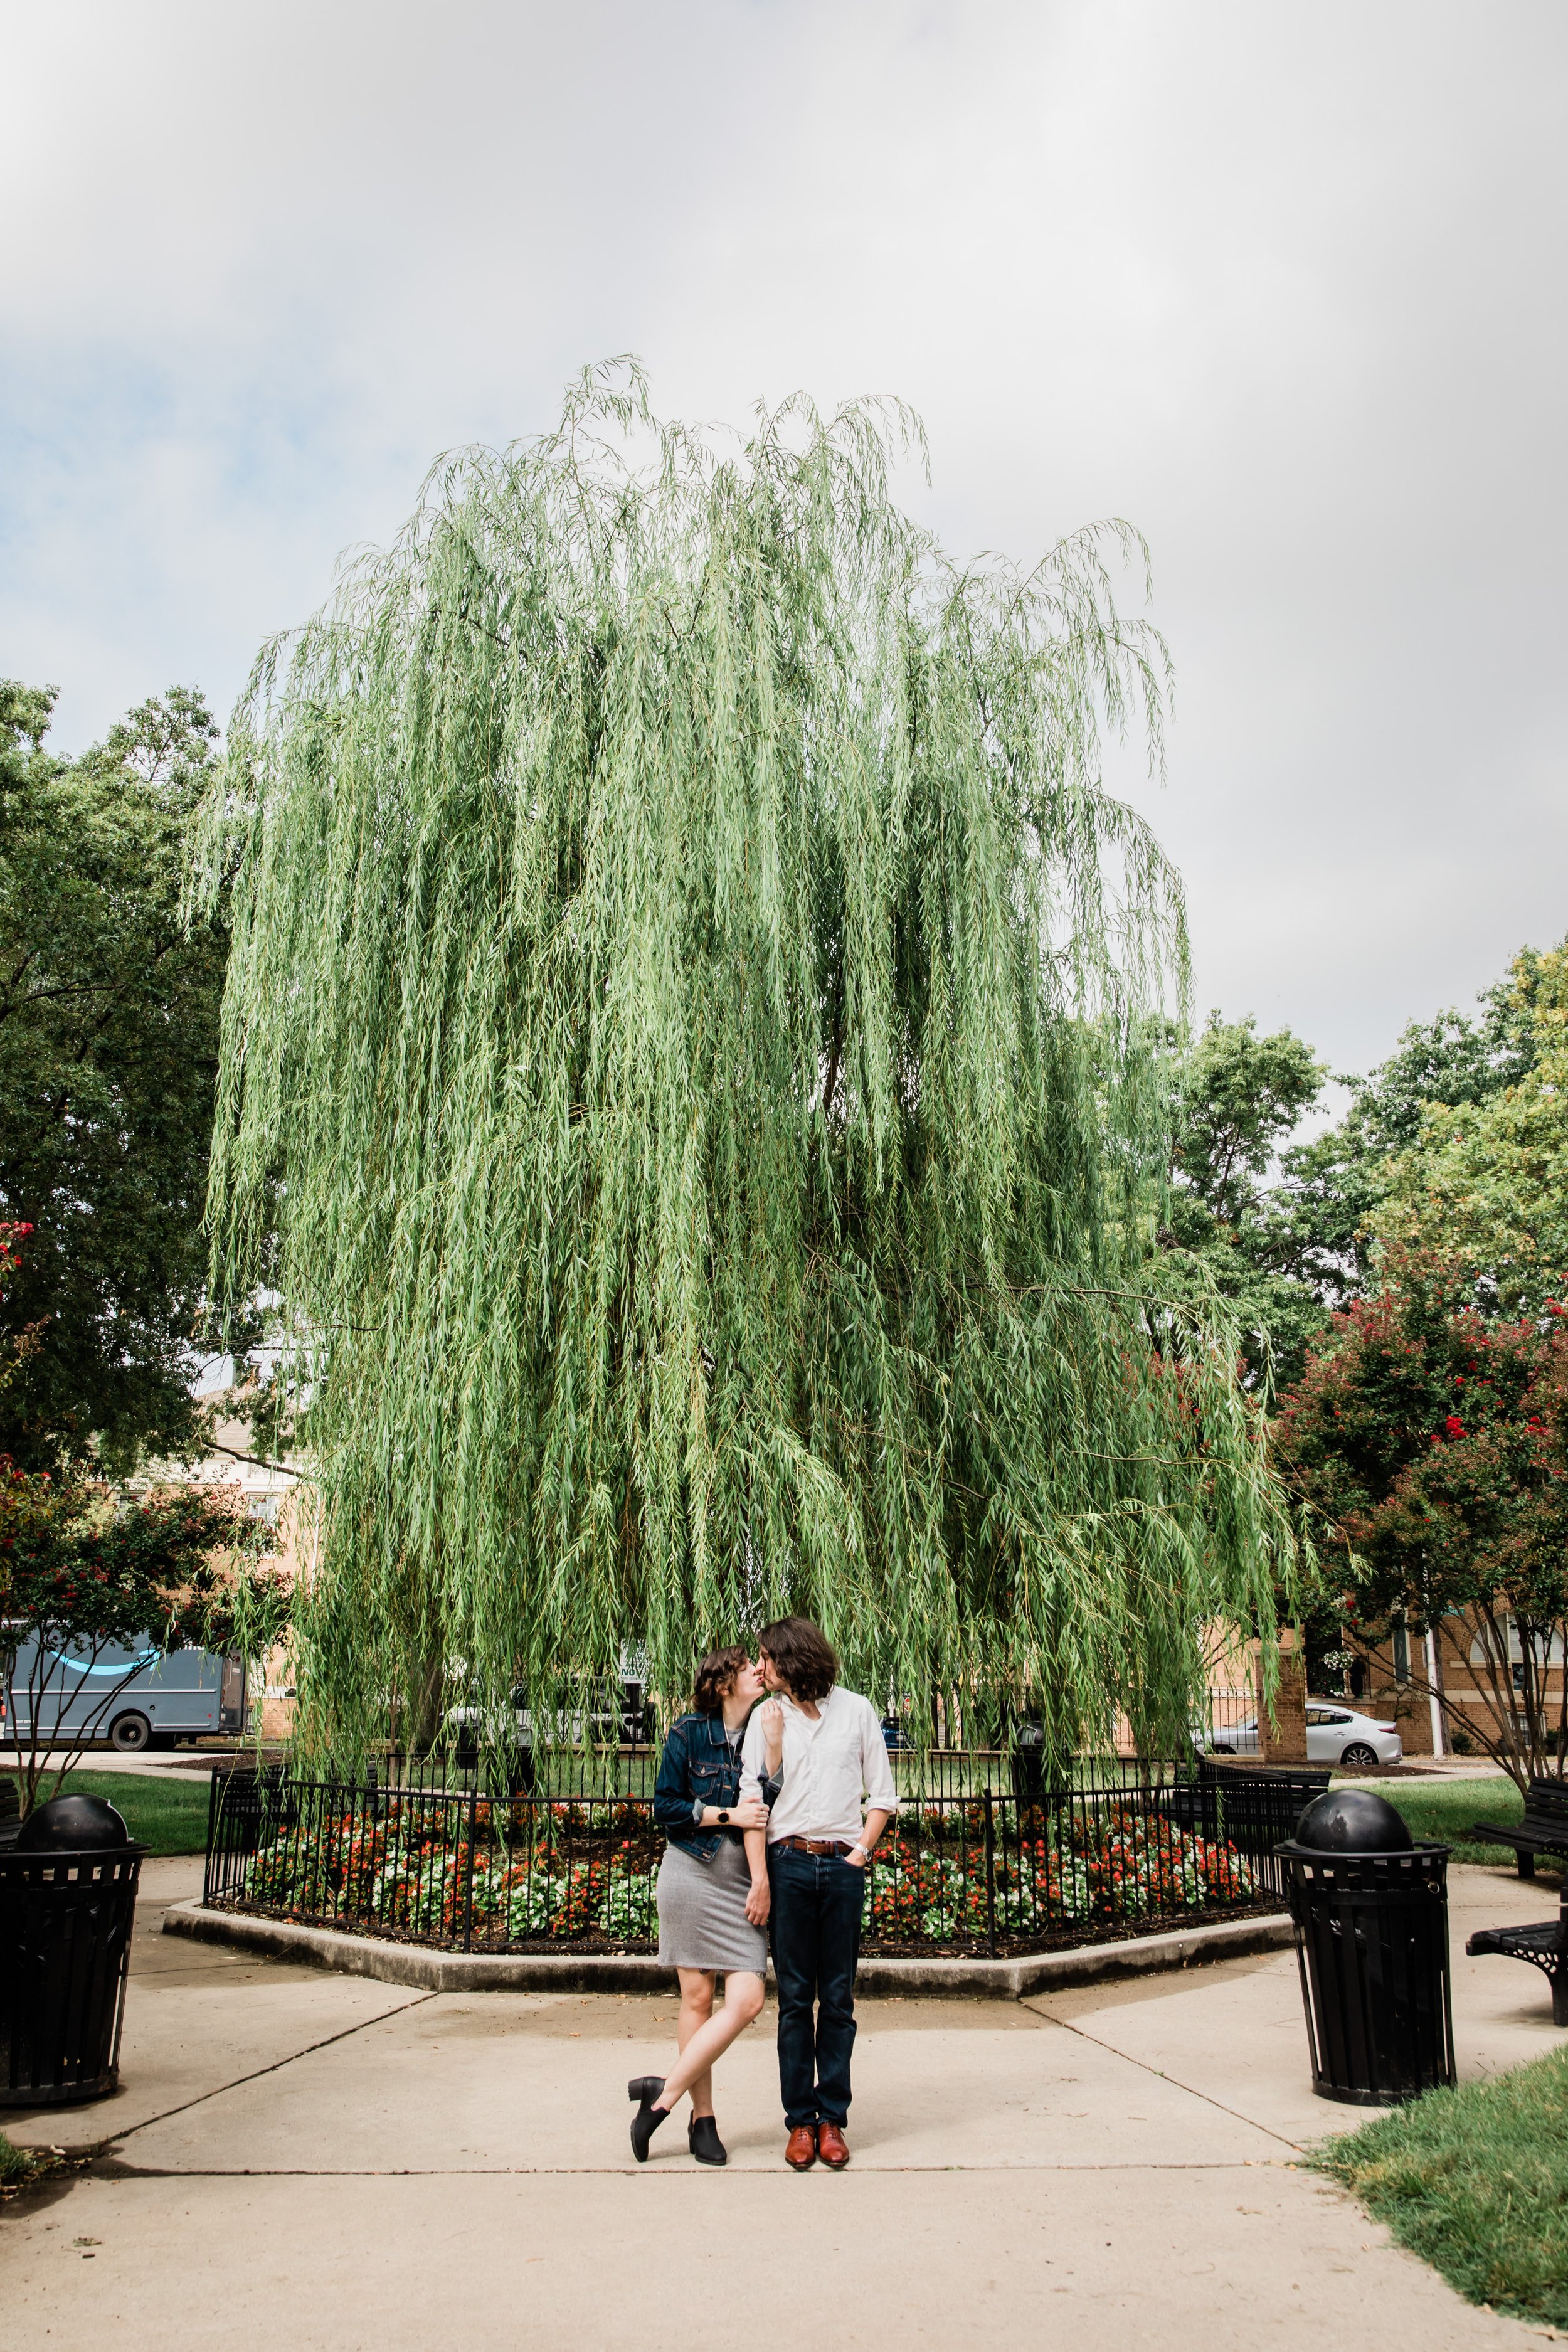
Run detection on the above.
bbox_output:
[627,1615,897,2171]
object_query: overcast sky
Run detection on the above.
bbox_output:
[3,1,1564,1081]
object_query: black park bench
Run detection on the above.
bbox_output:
[1468,1775,1568,1879]
[1467,1894,1568,2026]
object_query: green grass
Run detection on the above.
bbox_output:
[0,2130,36,2189]
[1311,2046,1568,2328]
[1384,1776,1540,1867]
[37,1769,213,1855]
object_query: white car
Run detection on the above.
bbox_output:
[1207,1702,1403,1771]
[443,1679,651,1764]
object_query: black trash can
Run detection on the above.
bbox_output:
[1278,1787,1454,2106]
[0,1794,146,2108]
[1010,1720,1046,1805]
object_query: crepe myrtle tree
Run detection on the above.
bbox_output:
[1274,1250,1568,1790]
[0,1220,41,1396]
[195,361,1303,1772]
[0,1468,287,1814]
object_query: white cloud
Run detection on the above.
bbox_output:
[2,0,1564,1072]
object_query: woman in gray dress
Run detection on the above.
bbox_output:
[628,1646,777,2164]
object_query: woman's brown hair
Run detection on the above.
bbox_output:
[692,1644,751,1716]
[757,1616,838,1703]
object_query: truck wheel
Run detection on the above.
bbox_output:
[110,1712,152,1752]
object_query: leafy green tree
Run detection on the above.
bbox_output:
[1157,1013,1328,1390]
[1274,960,1539,1307]
[0,683,231,1471]
[1274,1252,1568,1789]
[197,367,1301,1767]
[1374,941,1568,1314]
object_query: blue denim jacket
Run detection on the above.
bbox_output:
[653,1712,752,1863]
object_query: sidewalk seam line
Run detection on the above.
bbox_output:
[82,2159,1283,2180]
[74,1990,440,2153]
[1039,2013,1305,2154]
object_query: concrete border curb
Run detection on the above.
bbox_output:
[162,1898,1293,1998]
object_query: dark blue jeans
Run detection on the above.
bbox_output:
[767,1843,866,2129]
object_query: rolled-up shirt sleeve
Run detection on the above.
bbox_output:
[743,1710,785,1811]
[739,1712,766,1810]
[859,1698,899,1816]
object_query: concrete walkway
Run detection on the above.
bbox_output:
[2,1860,1562,2349]
[2,1748,233,1784]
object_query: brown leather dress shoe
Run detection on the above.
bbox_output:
[817,2122,849,2169]
[785,2124,818,2170]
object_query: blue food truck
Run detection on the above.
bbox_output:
[1,1633,246,1750]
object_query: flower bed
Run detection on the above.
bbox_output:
[864,1800,1258,1954]
[210,1780,1261,1958]
[239,1794,661,1949]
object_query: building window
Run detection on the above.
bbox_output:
[1393,1620,1410,1683]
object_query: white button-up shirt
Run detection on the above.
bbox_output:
[740,1685,899,1846]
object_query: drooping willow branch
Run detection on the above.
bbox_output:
[196,360,1299,1769]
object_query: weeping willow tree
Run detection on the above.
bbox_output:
[198,362,1298,1769]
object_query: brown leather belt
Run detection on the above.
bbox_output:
[774,1836,855,1857]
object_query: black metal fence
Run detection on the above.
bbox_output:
[204,1754,1321,1958]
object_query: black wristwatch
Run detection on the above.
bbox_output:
[716,1808,731,1825]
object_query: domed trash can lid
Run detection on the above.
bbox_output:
[1291,1788,1413,1853]
[16,1793,132,1850]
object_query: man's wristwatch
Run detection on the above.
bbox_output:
[850,1842,871,1865]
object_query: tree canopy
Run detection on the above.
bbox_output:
[1373,941,1568,1314]
[1158,1012,1327,1391]
[1276,955,1541,1310]
[0,681,231,1471]
[199,366,1300,1766]
[1160,947,1555,1397]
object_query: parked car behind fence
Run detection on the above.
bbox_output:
[1204,1701,1402,1771]
[443,1678,654,1767]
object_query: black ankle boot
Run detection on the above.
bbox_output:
[689,2114,728,2166]
[628,2076,670,2163]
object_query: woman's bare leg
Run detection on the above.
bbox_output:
[656,1972,766,2114]
[675,1969,716,2119]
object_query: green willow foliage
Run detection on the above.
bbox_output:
[198,365,1296,1768]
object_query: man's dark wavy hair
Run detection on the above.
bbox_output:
[692,1644,751,1715]
[758,1616,838,1703]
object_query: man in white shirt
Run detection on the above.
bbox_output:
[739,1616,897,2171]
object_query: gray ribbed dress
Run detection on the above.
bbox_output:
[655,1727,768,1972]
